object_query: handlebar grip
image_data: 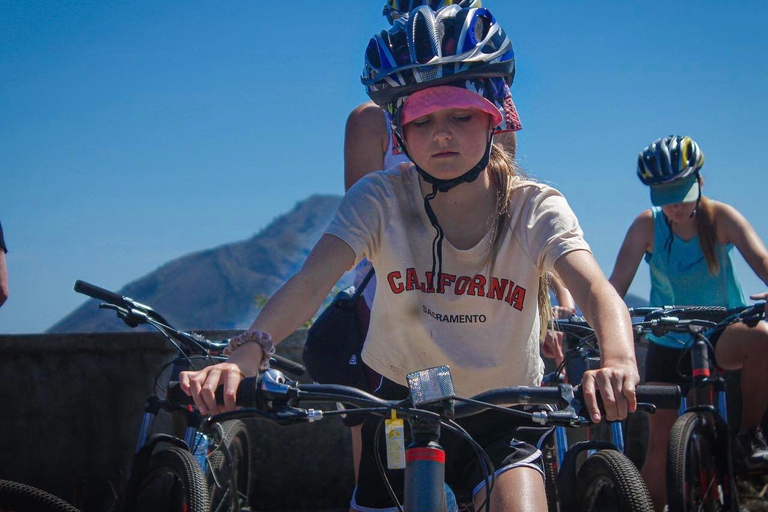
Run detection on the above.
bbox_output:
[166,377,260,409]
[635,384,680,410]
[74,280,127,307]
[671,306,728,322]
[727,302,766,318]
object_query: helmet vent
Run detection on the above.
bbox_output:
[441,18,457,55]
[391,31,411,66]
[366,38,382,70]
[413,12,438,64]
[474,14,490,42]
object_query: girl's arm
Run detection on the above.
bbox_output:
[717,202,768,285]
[0,250,7,307]
[540,272,575,367]
[344,102,389,191]
[608,210,654,298]
[549,271,576,313]
[716,202,768,315]
[180,234,356,414]
[555,249,639,423]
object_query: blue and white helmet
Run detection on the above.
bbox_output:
[363,4,514,109]
[637,135,705,186]
[382,0,483,24]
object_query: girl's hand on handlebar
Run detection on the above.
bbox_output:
[580,361,639,423]
[179,342,262,415]
[750,292,768,316]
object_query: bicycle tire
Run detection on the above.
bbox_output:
[667,412,734,512]
[132,446,209,512]
[207,420,252,512]
[0,480,80,512]
[573,449,653,512]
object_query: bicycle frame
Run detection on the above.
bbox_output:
[676,332,738,512]
[628,303,766,512]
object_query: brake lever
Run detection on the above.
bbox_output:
[636,403,657,415]
[534,408,589,428]
[99,303,148,327]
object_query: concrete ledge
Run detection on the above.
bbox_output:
[0,329,354,512]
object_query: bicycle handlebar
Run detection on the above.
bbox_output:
[75,280,130,309]
[629,302,766,335]
[73,279,306,376]
[166,369,681,428]
[630,303,764,321]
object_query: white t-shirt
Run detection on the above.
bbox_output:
[326,164,590,397]
[352,111,411,309]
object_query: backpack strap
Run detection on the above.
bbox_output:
[351,268,375,302]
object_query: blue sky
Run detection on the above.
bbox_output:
[2,1,767,333]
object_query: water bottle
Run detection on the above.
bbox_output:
[193,431,209,472]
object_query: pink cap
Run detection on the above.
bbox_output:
[400,85,503,127]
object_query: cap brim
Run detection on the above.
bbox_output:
[650,175,700,206]
[401,85,503,127]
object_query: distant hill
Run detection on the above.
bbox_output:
[50,195,344,333]
[50,192,649,332]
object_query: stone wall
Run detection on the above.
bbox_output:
[0,329,355,512]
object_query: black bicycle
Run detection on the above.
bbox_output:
[543,316,670,512]
[630,302,766,512]
[73,280,305,512]
[167,363,680,512]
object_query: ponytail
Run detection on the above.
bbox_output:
[696,195,720,275]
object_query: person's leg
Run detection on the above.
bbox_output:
[715,321,768,430]
[473,466,547,512]
[715,320,768,466]
[641,407,678,512]
[350,378,409,512]
[641,342,688,512]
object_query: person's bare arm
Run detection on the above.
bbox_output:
[608,210,654,298]
[716,202,768,286]
[344,102,389,191]
[715,202,768,314]
[555,249,639,422]
[0,251,7,307]
[548,271,575,312]
[180,234,356,414]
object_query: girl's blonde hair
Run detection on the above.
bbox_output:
[486,143,552,342]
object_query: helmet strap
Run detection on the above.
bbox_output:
[689,171,702,218]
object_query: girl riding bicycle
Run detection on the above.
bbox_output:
[340,0,578,487]
[181,5,640,511]
[608,135,768,511]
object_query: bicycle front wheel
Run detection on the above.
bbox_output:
[574,449,653,512]
[0,480,80,512]
[667,412,734,512]
[208,420,252,512]
[132,446,209,512]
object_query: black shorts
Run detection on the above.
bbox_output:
[644,329,723,384]
[350,377,549,510]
